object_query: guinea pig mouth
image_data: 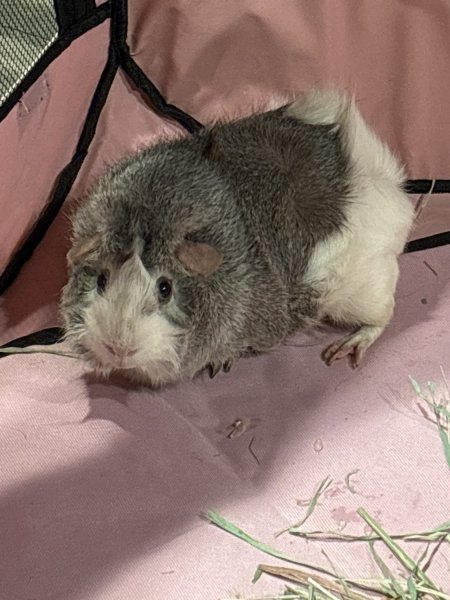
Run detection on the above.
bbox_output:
[89,354,180,387]
[87,345,179,378]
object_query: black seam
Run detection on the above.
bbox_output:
[404,180,450,194]
[0,328,64,351]
[54,0,97,34]
[120,53,203,134]
[405,231,450,253]
[112,0,202,134]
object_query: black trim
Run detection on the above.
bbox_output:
[405,231,450,253]
[120,54,203,134]
[405,180,450,194]
[55,0,97,34]
[112,0,202,134]
[0,328,64,353]
[0,44,119,295]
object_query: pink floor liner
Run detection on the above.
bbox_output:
[1,244,449,599]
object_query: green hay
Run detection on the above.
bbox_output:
[210,367,450,600]
[276,476,333,537]
[410,375,450,468]
[289,519,450,542]
[208,508,449,600]
[357,508,436,590]
[206,510,336,580]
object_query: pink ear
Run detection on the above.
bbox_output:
[67,234,102,267]
[175,240,223,276]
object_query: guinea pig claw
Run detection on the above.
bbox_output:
[208,358,233,378]
[222,359,233,373]
[208,362,221,379]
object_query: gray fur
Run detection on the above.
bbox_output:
[60,104,351,384]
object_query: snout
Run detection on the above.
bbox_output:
[90,338,141,370]
[103,341,139,359]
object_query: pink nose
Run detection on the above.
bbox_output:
[103,342,138,358]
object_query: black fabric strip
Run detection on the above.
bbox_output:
[54,0,76,33]
[405,231,450,253]
[0,328,64,354]
[405,180,450,194]
[110,0,128,44]
[54,0,97,33]
[0,45,119,295]
[0,2,111,124]
[113,0,202,134]
[120,54,203,134]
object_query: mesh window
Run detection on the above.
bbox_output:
[0,0,58,106]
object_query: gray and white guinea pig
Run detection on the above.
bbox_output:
[60,89,415,387]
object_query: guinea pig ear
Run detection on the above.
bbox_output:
[67,234,102,267]
[175,240,222,276]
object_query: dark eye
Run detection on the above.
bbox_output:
[96,271,108,293]
[157,277,172,302]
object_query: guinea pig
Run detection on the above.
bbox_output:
[60,89,415,387]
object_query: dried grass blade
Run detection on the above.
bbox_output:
[257,564,378,600]
[406,578,417,600]
[368,541,407,599]
[290,527,449,543]
[414,586,450,600]
[307,577,341,600]
[410,377,450,467]
[206,511,336,579]
[421,534,448,573]
[276,476,332,537]
[345,470,360,494]
[357,509,436,590]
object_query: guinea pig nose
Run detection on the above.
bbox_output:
[103,342,138,357]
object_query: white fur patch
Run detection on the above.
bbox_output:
[295,90,415,328]
[80,254,185,386]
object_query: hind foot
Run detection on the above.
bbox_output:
[322,325,385,369]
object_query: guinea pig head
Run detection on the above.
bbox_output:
[61,231,223,386]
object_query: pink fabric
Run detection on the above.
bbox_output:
[0,246,449,599]
[129,0,450,179]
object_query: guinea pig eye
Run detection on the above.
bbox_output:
[96,271,108,293]
[157,277,172,302]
